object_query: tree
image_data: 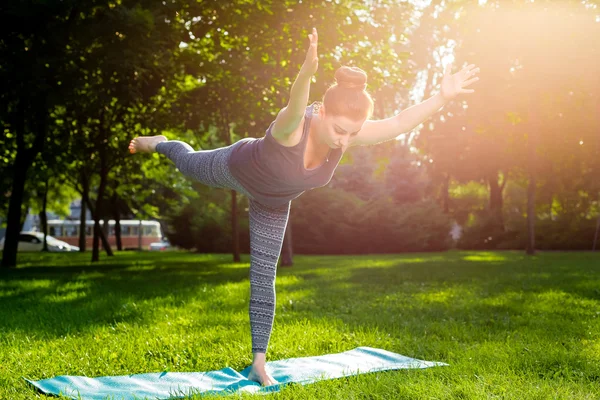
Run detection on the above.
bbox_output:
[416,1,600,252]
[0,0,88,267]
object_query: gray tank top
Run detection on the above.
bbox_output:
[228,102,343,208]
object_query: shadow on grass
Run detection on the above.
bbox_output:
[277,251,600,354]
[0,251,252,337]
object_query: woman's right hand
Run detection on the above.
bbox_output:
[299,27,318,77]
[271,28,318,140]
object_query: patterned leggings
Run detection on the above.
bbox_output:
[156,140,290,354]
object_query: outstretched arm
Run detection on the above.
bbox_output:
[350,63,480,147]
[271,28,319,140]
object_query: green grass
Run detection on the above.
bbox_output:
[1,250,600,399]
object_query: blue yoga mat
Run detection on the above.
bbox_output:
[25,347,448,399]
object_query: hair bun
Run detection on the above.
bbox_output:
[335,66,367,91]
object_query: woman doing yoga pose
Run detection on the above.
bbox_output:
[129,28,480,386]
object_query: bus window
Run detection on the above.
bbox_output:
[86,226,93,236]
[121,226,130,236]
[130,226,139,236]
[65,225,77,237]
[50,226,62,237]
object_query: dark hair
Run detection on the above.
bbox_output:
[322,66,374,121]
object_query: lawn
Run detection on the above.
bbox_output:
[1,250,599,399]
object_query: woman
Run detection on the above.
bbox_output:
[129,28,480,386]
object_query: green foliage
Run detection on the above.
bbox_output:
[415,1,600,255]
[329,149,381,201]
[331,142,431,204]
[447,180,489,226]
[356,197,454,253]
[27,180,79,219]
[161,183,453,255]
[291,188,453,254]
[2,0,599,263]
[164,186,250,253]
[458,211,599,251]
[532,218,599,250]
[383,145,430,204]
[456,211,508,250]
[174,0,413,141]
[291,188,365,254]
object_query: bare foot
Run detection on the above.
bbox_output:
[248,364,278,387]
[128,135,167,154]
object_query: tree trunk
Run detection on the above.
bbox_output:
[78,199,87,252]
[137,220,143,251]
[526,175,536,255]
[91,123,114,261]
[112,193,123,251]
[2,96,49,267]
[280,221,293,267]
[441,172,450,214]
[83,194,112,256]
[593,94,600,251]
[2,115,31,268]
[102,218,110,247]
[38,210,48,251]
[92,215,113,259]
[92,168,112,261]
[92,218,101,262]
[19,204,29,232]
[221,112,241,263]
[593,210,600,251]
[526,94,539,256]
[2,92,49,267]
[231,190,240,262]
[488,173,505,230]
[115,217,122,251]
[39,177,49,252]
[78,172,89,252]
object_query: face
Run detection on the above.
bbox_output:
[318,107,366,152]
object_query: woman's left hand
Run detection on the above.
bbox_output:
[441,62,480,100]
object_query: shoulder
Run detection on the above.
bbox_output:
[270,103,314,147]
[271,105,306,141]
[270,115,305,147]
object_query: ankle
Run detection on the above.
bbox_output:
[152,137,167,152]
[252,352,266,366]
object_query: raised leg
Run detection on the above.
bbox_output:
[156,140,244,190]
